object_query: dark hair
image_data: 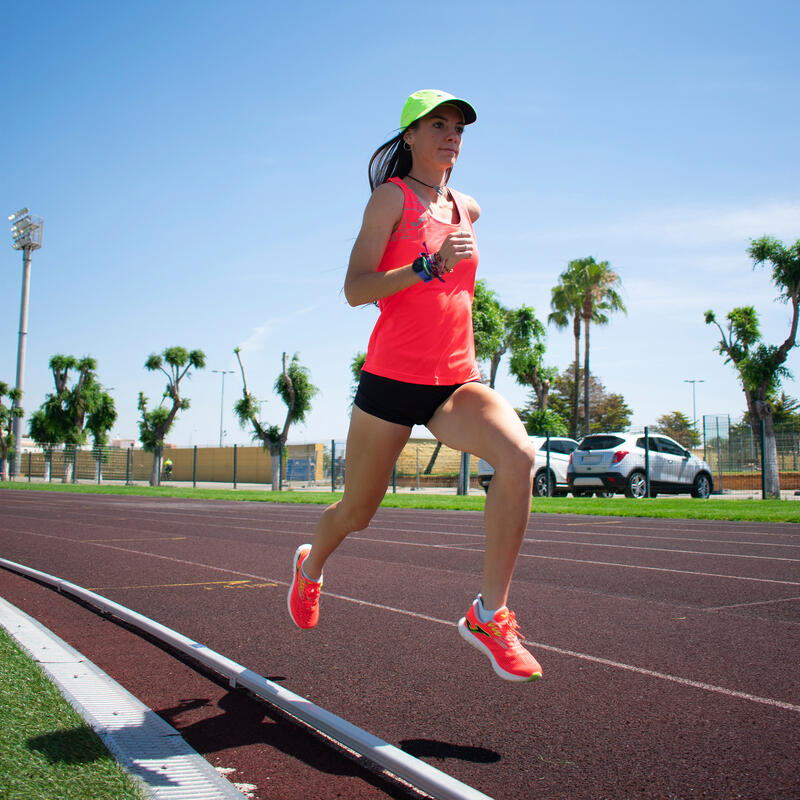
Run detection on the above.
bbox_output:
[367,121,456,192]
[368,130,413,192]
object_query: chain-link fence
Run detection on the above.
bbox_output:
[699,415,800,499]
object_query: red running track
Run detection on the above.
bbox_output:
[1,489,798,800]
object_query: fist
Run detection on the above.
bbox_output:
[436,231,474,272]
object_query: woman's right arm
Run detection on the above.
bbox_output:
[344,183,421,307]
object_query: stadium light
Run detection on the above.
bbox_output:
[684,379,704,432]
[211,369,234,447]
[7,208,43,477]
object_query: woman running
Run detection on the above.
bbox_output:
[288,89,542,682]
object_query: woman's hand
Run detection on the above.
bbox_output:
[436,231,474,272]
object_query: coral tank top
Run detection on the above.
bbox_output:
[361,177,481,385]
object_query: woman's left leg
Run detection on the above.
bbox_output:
[427,382,542,681]
[426,382,535,610]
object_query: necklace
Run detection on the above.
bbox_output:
[407,174,446,197]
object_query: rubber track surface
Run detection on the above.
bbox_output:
[1,490,798,800]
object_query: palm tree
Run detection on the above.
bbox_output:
[573,257,626,436]
[549,270,582,438]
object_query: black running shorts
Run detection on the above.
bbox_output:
[353,370,471,428]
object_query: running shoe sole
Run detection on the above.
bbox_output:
[287,544,315,629]
[457,616,542,682]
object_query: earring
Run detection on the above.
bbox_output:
[403,141,412,152]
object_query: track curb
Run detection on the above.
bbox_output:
[0,594,249,800]
[0,557,493,800]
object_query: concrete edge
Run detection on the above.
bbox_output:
[0,595,250,800]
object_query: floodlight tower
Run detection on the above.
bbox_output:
[8,208,43,477]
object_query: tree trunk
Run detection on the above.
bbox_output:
[150,446,162,486]
[571,315,581,439]
[583,317,591,437]
[489,354,502,389]
[755,400,781,498]
[270,446,281,491]
[1,458,8,482]
[537,377,550,412]
[424,442,443,474]
[61,448,73,483]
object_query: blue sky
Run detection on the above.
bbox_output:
[2,0,798,448]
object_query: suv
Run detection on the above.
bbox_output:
[567,433,713,499]
[478,436,580,496]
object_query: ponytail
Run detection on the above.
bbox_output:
[368,131,412,192]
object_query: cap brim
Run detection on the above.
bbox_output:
[402,97,477,130]
[443,99,477,125]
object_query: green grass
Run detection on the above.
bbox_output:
[2,480,799,522]
[0,627,147,800]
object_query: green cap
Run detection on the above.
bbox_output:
[400,89,477,131]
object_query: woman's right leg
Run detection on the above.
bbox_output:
[302,406,411,580]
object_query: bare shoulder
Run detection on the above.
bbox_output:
[363,181,405,226]
[458,192,481,223]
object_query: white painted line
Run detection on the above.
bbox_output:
[0,557,491,800]
[313,593,800,715]
[524,539,800,562]
[703,596,800,611]
[4,537,798,715]
[351,536,800,587]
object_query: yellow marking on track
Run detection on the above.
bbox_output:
[88,579,277,591]
[83,537,187,543]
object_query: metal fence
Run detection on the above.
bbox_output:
[6,422,800,500]
[7,439,478,494]
[698,416,800,499]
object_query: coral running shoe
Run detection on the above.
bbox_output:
[458,599,542,682]
[287,544,322,629]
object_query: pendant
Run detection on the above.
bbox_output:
[434,186,444,196]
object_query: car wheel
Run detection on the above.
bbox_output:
[691,473,712,499]
[624,470,647,499]
[533,469,556,497]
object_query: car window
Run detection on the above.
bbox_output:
[578,436,626,451]
[657,437,686,457]
[635,437,659,451]
[547,441,566,454]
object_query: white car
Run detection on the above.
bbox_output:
[478,436,580,497]
[567,432,714,499]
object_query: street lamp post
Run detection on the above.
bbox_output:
[8,208,43,478]
[684,379,704,433]
[211,369,234,447]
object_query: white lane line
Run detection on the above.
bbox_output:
[351,536,800,587]
[5,504,799,552]
[7,522,799,588]
[703,596,800,611]
[525,539,800,562]
[3,533,798,715]
[530,530,800,549]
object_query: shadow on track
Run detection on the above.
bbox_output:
[157,692,420,797]
[399,738,501,764]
